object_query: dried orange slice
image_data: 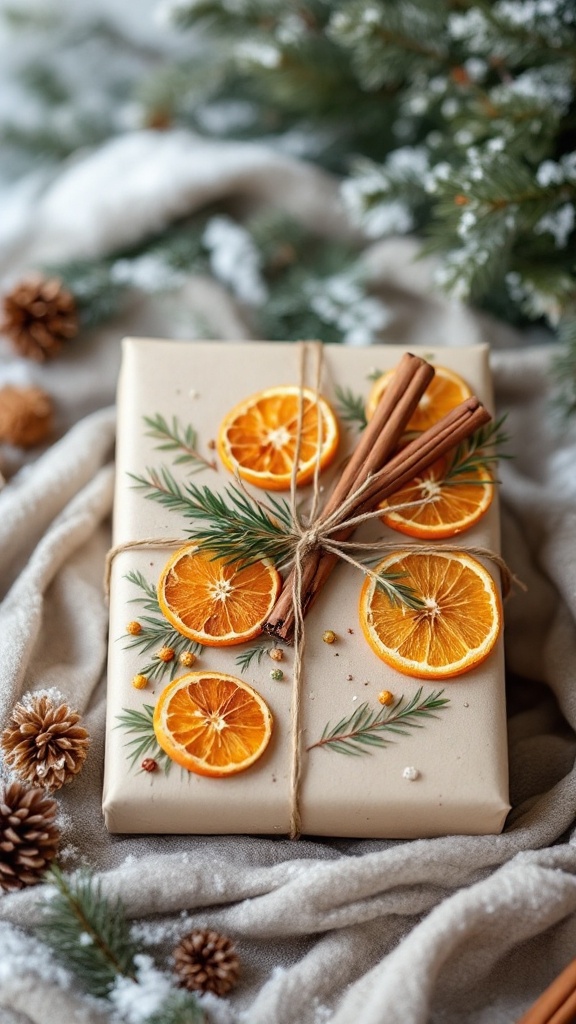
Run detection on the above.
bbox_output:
[158,545,281,647]
[153,671,273,776]
[379,451,494,539]
[366,365,472,432]
[217,386,339,491]
[359,550,501,679]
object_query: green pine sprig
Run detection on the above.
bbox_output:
[37,867,204,1022]
[130,467,294,568]
[143,413,217,473]
[37,865,139,998]
[374,569,425,611]
[235,639,276,673]
[443,415,510,485]
[115,703,172,773]
[334,385,368,431]
[307,688,449,756]
[122,570,201,682]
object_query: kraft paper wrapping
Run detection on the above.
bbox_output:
[103,339,510,838]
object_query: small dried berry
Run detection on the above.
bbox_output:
[157,647,175,663]
[141,758,158,773]
[126,621,142,636]
[179,651,197,667]
[322,630,337,644]
[269,648,283,662]
[132,674,149,690]
[270,668,284,681]
[378,690,394,706]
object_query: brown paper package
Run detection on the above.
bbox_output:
[103,339,510,838]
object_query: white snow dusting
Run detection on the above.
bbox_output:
[109,954,175,1023]
[203,216,268,306]
[307,273,390,346]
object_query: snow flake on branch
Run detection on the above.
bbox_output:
[109,954,175,1023]
[203,215,268,306]
[306,272,390,346]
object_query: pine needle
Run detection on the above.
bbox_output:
[122,570,201,682]
[38,865,138,998]
[443,415,510,485]
[115,704,172,773]
[235,639,275,673]
[307,688,449,755]
[130,468,294,567]
[143,413,217,473]
[334,385,368,430]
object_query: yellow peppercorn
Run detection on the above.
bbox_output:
[126,621,142,636]
[156,647,175,663]
[322,630,337,644]
[132,674,148,690]
[269,647,284,662]
[179,651,196,667]
[378,690,394,706]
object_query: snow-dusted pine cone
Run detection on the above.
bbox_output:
[1,693,90,792]
[0,782,59,892]
[173,929,240,996]
[1,274,78,361]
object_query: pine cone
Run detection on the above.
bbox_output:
[0,781,59,892]
[1,274,78,361]
[1,694,90,792]
[0,385,54,448]
[173,929,240,996]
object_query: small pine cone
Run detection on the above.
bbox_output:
[0,385,54,448]
[1,693,90,792]
[0,781,59,892]
[1,274,78,361]
[173,929,240,996]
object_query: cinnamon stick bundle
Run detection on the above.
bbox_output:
[265,366,491,643]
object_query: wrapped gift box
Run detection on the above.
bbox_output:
[103,339,510,838]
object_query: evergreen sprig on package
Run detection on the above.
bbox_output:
[307,688,449,756]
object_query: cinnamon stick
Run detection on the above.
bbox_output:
[262,354,433,643]
[516,957,576,1024]
[266,396,491,643]
[321,352,435,519]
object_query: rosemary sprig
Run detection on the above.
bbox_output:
[374,569,425,611]
[366,367,383,381]
[443,415,510,485]
[115,703,172,773]
[334,385,368,431]
[130,468,294,567]
[307,688,449,756]
[235,639,275,673]
[122,570,201,682]
[143,412,217,473]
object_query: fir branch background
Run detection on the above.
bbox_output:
[0,0,575,400]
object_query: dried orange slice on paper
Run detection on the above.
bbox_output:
[154,671,273,776]
[158,545,281,647]
[217,385,339,491]
[379,452,494,539]
[359,550,501,679]
[366,365,472,432]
